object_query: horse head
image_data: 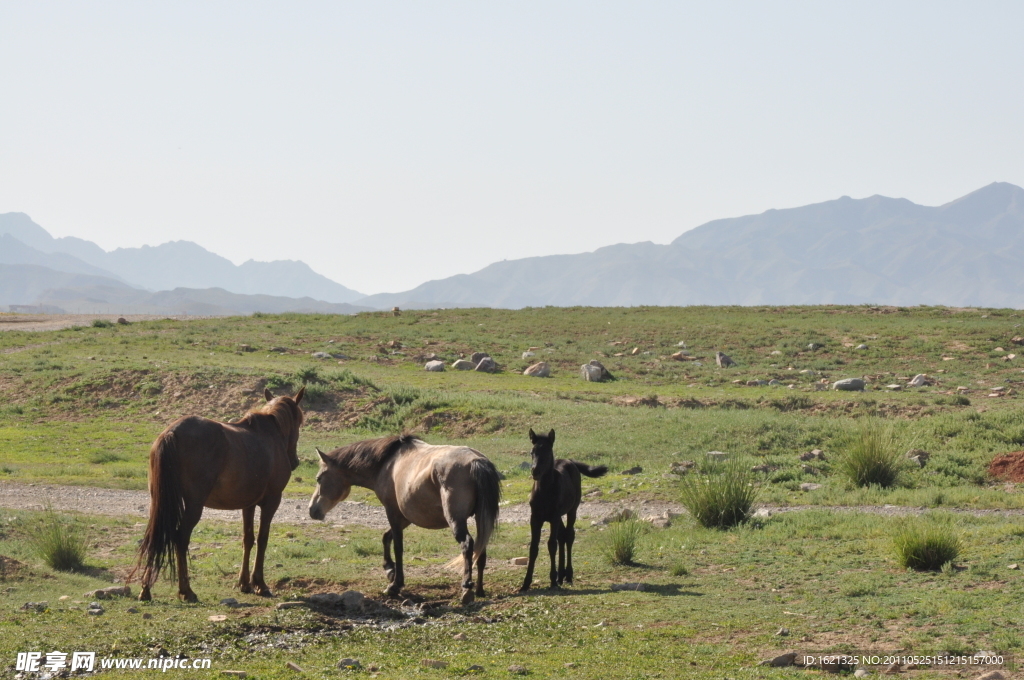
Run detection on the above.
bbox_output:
[308,446,351,520]
[528,428,556,480]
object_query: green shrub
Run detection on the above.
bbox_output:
[350,540,376,557]
[669,563,689,576]
[91,319,113,328]
[604,518,645,565]
[892,520,962,571]
[88,451,126,464]
[837,425,902,488]
[679,459,759,529]
[32,509,87,572]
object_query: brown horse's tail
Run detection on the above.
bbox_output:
[130,431,186,584]
[470,457,501,559]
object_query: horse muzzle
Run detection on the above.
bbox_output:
[308,504,326,521]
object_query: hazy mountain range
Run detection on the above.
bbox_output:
[3,182,1023,314]
[361,182,1024,309]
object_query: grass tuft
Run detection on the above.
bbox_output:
[678,459,758,529]
[604,518,645,565]
[32,508,88,572]
[892,519,962,571]
[837,424,903,488]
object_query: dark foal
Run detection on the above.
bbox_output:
[520,428,608,591]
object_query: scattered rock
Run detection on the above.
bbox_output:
[312,352,331,359]
[976,671,1005,680]
[907,374,928,387]
[715,351,735,368]
[341,591,365,609]
[422,659,449,669]
[621,466,642,475]
[833,378,866,391]
[856,344,869,350]
[509,557,529,566]
[854,669,871,678]
[88,586,131,599]
[453,633,467,641]
[801,465,818,475]
[286,662,305,672]
[452,359,475,370]
[337,658,361,670]
[222,672,247,678]
[209,615,228,622]
[761,653,797,667]
[611,582,647,593]
[746,379,768,386]
[523,362,550,378]
[775,627,788,636]
[751,464,774,473]
[768,379,781,386]
[807,342,823,350]
[238,344,255,352]
[475,356,497,373]
[670,461,695,473]
[906,449,930,467]
[522,351,536,359]
[1009,564,1019,570]
[19,601,47,612]
[886,384,903,391]
[116,317,129,325]
[508,665,528,675]
[470,352,489,364]
[126,607,139,613]
[309,592,344,606]
[800,483,822,491]
[142,613,152,619]
[219,597,239,607]
[799,449,825,461]
[707,451,729,460]
[425,360,445,372]
[276,601,307,610]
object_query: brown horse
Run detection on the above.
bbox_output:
[308,435,501,605]
[132,387,305,602]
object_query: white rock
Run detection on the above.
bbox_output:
[800,483,822,491]
[907,374,928,387]
[451,359,475,370]
[523,361,550,378]
[522,351,536,359]
[424,360,445,372]
[474,356,497,373]
[581,364,606,382]
[833,378,866,391]
[340,590,365,609]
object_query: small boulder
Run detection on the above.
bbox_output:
[509,557,529,566]
[341,590,365,609]
[907,374,928,387]
[706,451,729,460]
[833,378,866,391]
[508,665,528,675]
[761,653,797,667]
[470,352,490,364]
[800,482,822,491]
[422,659,448,669]
[856,344,869,350]
[452,359,475,370]
[337,658,361,670]
[475,357,497,373]
[807,342,823,350]
[522,351,536,359]
[976,671,1005,680]
[312,352,331,359]
[309,592,344,606]
[523,362,550,378]
[621,466,642,475]
[715,351,735,368]
[220,597,240,607]
[610,582,647,591]
[424,360,445,372]
[854,669,871,678]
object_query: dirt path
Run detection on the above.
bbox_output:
[4,481,1024,528]
[0,314,212,333]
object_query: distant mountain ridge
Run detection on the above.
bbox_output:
[358,182,1024,309]
[0,213,363,303]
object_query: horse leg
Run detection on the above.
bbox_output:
[250,494,281,597]
[519,515,544,592]
[475,549,487,598]
[547,517,563,589]
[176,503,203,603]
[384,525,405,598]
[563,510,577,585]
[452,518,475,605]
[238,506,256,593]
[557,524,566,585]
[382,529,396,583]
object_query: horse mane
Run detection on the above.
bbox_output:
[236,396,304,436]
[331,434,421,472]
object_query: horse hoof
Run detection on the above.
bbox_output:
[256,587,274,598]
[384,585,401,598]
[475,588,486,598]
[138,591,152,602]
[179,592,199,603]
[239,584,253,594]
[384,568,396,583]
[460,589,475,605]
[518,585,531,593]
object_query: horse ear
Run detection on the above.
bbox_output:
[528,428,536,442]
[316,447,331,465]
[294,386,305,404]
[264,387,273,402]
[548,429,555,442]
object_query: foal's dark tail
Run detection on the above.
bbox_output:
[571,461,609,478]
[470,457,502,559]
[130,431,185,584]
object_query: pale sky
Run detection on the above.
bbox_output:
[2,2,1022,295]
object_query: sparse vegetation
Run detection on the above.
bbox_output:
[603,517,645,565]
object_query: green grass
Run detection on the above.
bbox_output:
[30,508,88,572]
[837,423,904,488]
[603,518,645,565]
[678,459,759,528]
[893,518,964,571]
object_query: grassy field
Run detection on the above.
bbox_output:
[2,305,1024,677]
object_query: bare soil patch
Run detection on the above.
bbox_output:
[0,314,206,332]
[988,451,1024,482]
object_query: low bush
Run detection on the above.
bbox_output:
[679,459,758,529]
[837,425,902,488]
[32,509,88,572]
[892,519,962,571]
[604,518,645,565]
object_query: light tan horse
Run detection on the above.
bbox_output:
[309,435,501,604]
[131,387,305,602]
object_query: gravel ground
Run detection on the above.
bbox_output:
[4,481,1024,528]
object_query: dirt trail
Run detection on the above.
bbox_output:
[4,482,1024,527]
[0,313,210,333]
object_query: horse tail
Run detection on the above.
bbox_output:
[131,430,186,583]
[571,461,609,478]
[470,457,502,559]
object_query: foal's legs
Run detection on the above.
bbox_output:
[382,513,410,598]
[475,548,487,598]
[519,515,545,592]
[547,516,564,589]
[238,505,256,593]
[250,493,281,596]
[561,510,577,585]
[452,517,476,605]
